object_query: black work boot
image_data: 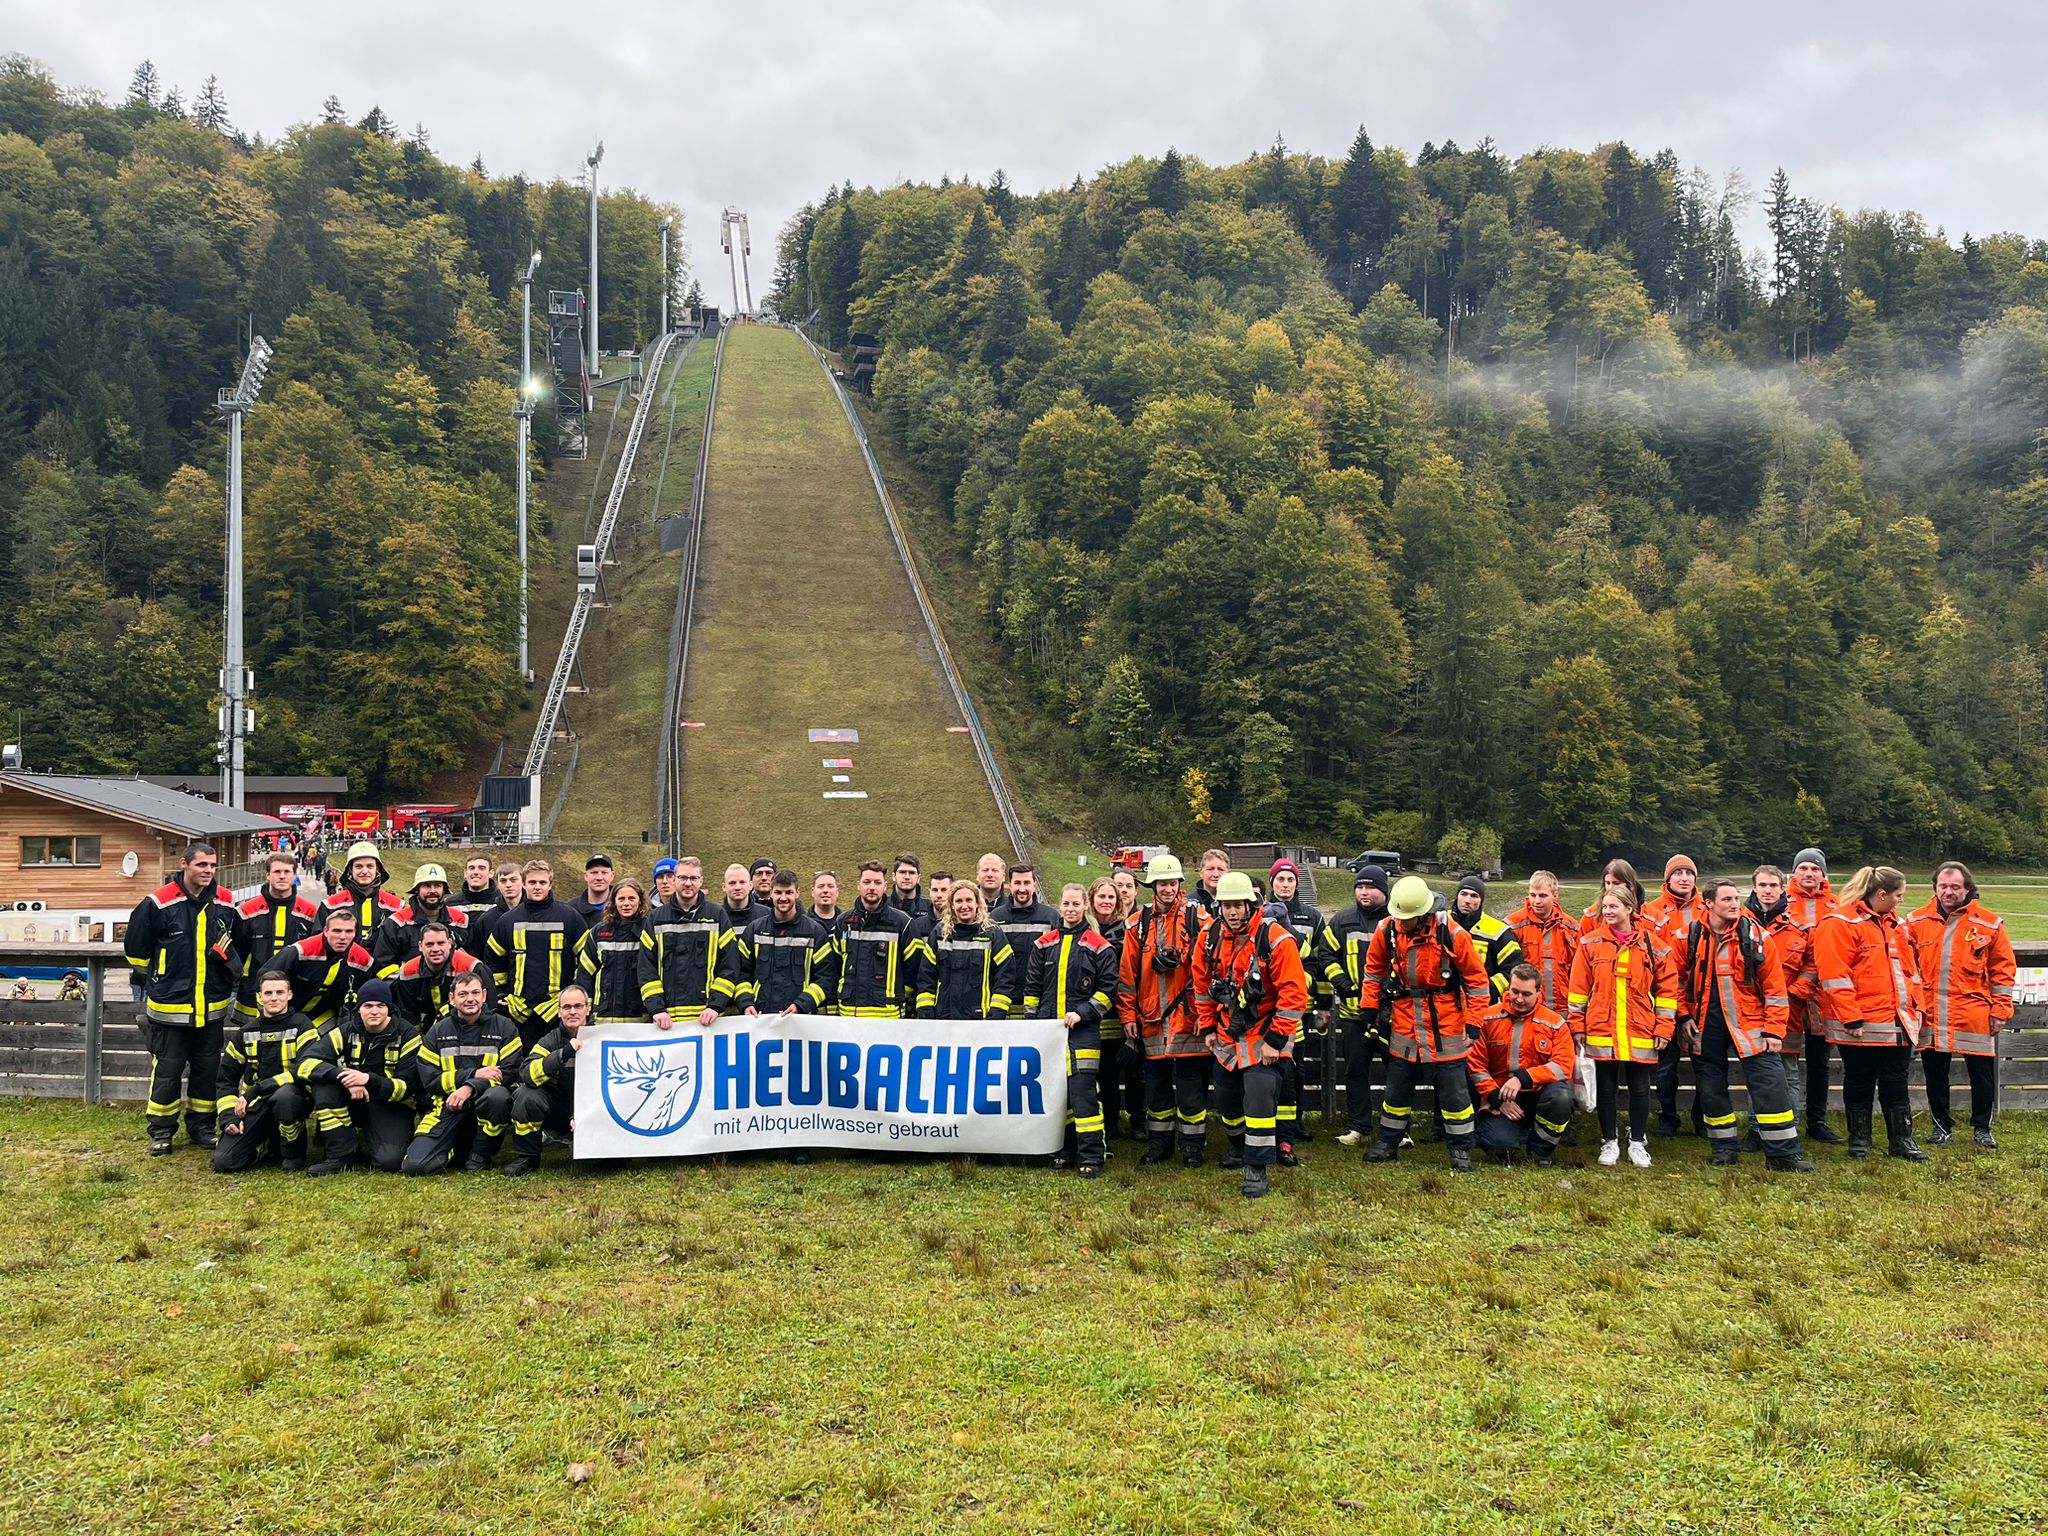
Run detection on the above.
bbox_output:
[279,1143,305,1174]
[1845,1105,1874,1159]
[1806,1118,1846,1144]
[502,1156,543,1177]
[1447,1144,1473,1173]
[305,1156,356,1178]
[1884,1106,1929,1163]
[1241,1165,1269,1199]
[1709,1144,1739,1167]
[149,1137,175,1157]
[1365,1141,1398,1164]
[1767,1153,1818,1173]
[1140,1133,1173,1166]
[1220,1136,1246,1171]
[1180,1141,1205,1169]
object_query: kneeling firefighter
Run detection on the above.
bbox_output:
[1192,871,1309,1199]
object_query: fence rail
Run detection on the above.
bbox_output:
[10,942,2048,1109]
[790,324,1032,864]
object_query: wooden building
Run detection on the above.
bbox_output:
[0,774,286,944]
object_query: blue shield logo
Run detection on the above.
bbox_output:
[600,1035,703,1137]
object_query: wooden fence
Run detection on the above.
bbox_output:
[5,940,2047,1112]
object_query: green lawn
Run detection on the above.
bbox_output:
[4,1101,2044,1532]
[676,326,1010,877]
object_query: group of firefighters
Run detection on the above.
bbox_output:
[121,836,2014,1199]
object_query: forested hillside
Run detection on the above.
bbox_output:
[0,57,678,794]
[774,135,2048,865]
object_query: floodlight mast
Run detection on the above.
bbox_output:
[586,142,603,379]
[217,336,272,810]
[516,250,543,680]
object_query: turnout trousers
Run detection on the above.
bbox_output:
[509,1081,574,1161]
[1375,1055,1475,1152]
[1214,1061,1281,1168]
[1922,1049,1998,1134]
[400,1085,512,1175]
[1339,1013,1382,1136]
[1094,1027,1128,1139]
[1804,1033,1836,1127]
[1473,1080,1573,1159]
[1063,1024,1105,1170]
[211,1084,310,1173]
[1695,1018,1803,1161]
[1144,1055,1210,1156]
[309,1082,415,1172]
[146,1023,225,1143]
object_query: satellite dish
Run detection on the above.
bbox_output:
[120,851,139,878]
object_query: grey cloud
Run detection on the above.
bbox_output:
[7,0,2040,303]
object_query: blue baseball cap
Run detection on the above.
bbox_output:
[653,858,679,877]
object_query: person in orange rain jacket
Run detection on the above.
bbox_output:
[1578,858,1647,934]
[1746,864,1815,1145]
[1507,870,1579,1014]
[1906,860,2015,1150]
[1644,854,1710,1137]
[1360,877,1492,1172]
[1568,884,1678,1168]
[1192,871,1308,1199]
[1120,855,1212,1169]
[1470,963,1575,1166]
[1674,880,1815,1172]
[1786,847,1844,1143]
[1812,865,1927,1163]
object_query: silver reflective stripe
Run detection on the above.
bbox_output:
[447,1045,492,1057]
[243,1030,292,1043]
[1819,977,1853,991]
[751,935,817,948]
[518,922,566,933]
[597,940,642,953]
[1507,1017,1526,1081]
[1936,913,1961,1042]
[937,939,991,952]
[847,931,896,945]
[656,922,715,936]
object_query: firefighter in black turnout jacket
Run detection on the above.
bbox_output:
[574,877,659,1023]
[837,863,922,1019]
[1024,883,1119,1176]
[401,970,524,1174]
[488,859,587,1046]
[260,905,374,1029]
[724,870,842,1014]
[233,851,319,1023]
[211,970,315,1173]
[299,979,421,1175]
[125,841,242,1154]
[650,857,730,1027]
[508,985,593,1176]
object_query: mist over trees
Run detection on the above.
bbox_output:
[774,135,2048,866]
[0,56,681,794]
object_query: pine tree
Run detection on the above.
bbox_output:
[1526,168,1564,232]
[1765,167,1797,300]
[193,74,230,133]
[358,105,393,138]
[1148,147,1188,215]
[160,85,184,118]
[985,167,1016,228]
[321,94,346,125]
[126,60,158,107]
[1330,126,1394,301]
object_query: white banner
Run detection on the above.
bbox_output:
[572,1015,1069,1158]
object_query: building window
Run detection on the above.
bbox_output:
[20,836,103,868]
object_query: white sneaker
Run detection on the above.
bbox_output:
[1627,1140,1653,1168]
[1336,1130,1366,1149]
[1597,1139,1621,1166]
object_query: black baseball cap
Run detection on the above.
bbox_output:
[586,854,613,870]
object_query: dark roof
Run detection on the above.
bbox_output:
[0,774,287,837]
[142,775,350,795]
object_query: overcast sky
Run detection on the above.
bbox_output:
[10,0,2044,307]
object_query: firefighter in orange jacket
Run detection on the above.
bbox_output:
[1906,860,2014,1150]
[1568,885,1677,1166]
[1120,855,1212,1168]
[1787,848,1843,1142]
[1675,880,1815,1172]
[1644,854,1709,1136]
[1192,871,1308,1198]
[1360,876,1491,1172]
[1812,866,1927,1162]
[1470,963,1575,1165]
[1506,870,1578,1013]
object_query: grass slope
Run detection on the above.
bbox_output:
[549,340,721,845]
[677,326,1008,876]
[2,1101,2044,1532]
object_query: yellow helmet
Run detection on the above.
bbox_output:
[1142,854,1184,885]
[1215,871,1258,904]
[1389,875,1435,921]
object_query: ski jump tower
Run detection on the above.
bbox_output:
[721,207,753,316]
